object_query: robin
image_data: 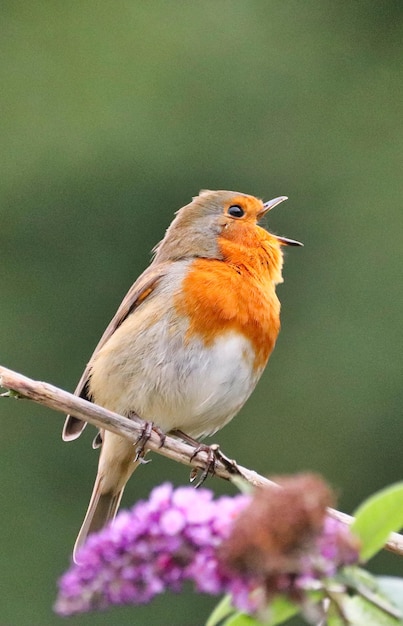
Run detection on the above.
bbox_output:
[63,189,302,561]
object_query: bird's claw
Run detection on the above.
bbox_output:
[189,443,242,487]
[189,443,218,487]
[131,417,166,462]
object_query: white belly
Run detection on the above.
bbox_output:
[142,330,259,438]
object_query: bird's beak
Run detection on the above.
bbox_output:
[261,196,289,214]
[259,196,303,247]
[274,235,303,247]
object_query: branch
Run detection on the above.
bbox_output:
[0,365,269,487]
[1,364,402,556]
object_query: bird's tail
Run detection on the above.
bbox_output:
[73,434,143,563]
[73,474,125,562]
[72,428,144,563]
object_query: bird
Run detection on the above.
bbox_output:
[62,189,302,562]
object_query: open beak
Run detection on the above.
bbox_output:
[261,196,289,214]
[259,196,303,247]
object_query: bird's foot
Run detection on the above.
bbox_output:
[188,444,240,488]
[129,413,166,461]
[191,444,242,486]
[189,442,219,487]
[170,429,214,485]
[171,429,241,482]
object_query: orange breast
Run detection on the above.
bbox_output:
[174,225,282,371]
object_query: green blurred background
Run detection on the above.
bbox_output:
[1,2,402,624]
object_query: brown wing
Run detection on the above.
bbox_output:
[62,260,172,441]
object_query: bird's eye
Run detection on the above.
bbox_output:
[228,205,245,218]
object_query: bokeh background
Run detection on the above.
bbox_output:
[1,2,402,625]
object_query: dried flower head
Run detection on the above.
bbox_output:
[220,473,335,578]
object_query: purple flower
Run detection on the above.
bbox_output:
[316,516,360,575]
[55,477,360,617]
[55,484,248,616]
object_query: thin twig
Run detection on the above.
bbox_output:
[1,364,403,556]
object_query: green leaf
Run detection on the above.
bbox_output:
[340,565,381,593]
[377,578,403,613]
[206,595,236,626]
[223,597,300,626]
[336,567,402,622]
[326,606,348,626]
[224,615,259,626]
[0,388,23,398]
[338,594,403,626]
[230,475,255,494]
[351,482,403,560]
[261,596,300,626]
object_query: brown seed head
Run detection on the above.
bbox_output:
[219,473,335,577]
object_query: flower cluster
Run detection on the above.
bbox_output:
[55,483,248,615]
[55,476,360,616]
